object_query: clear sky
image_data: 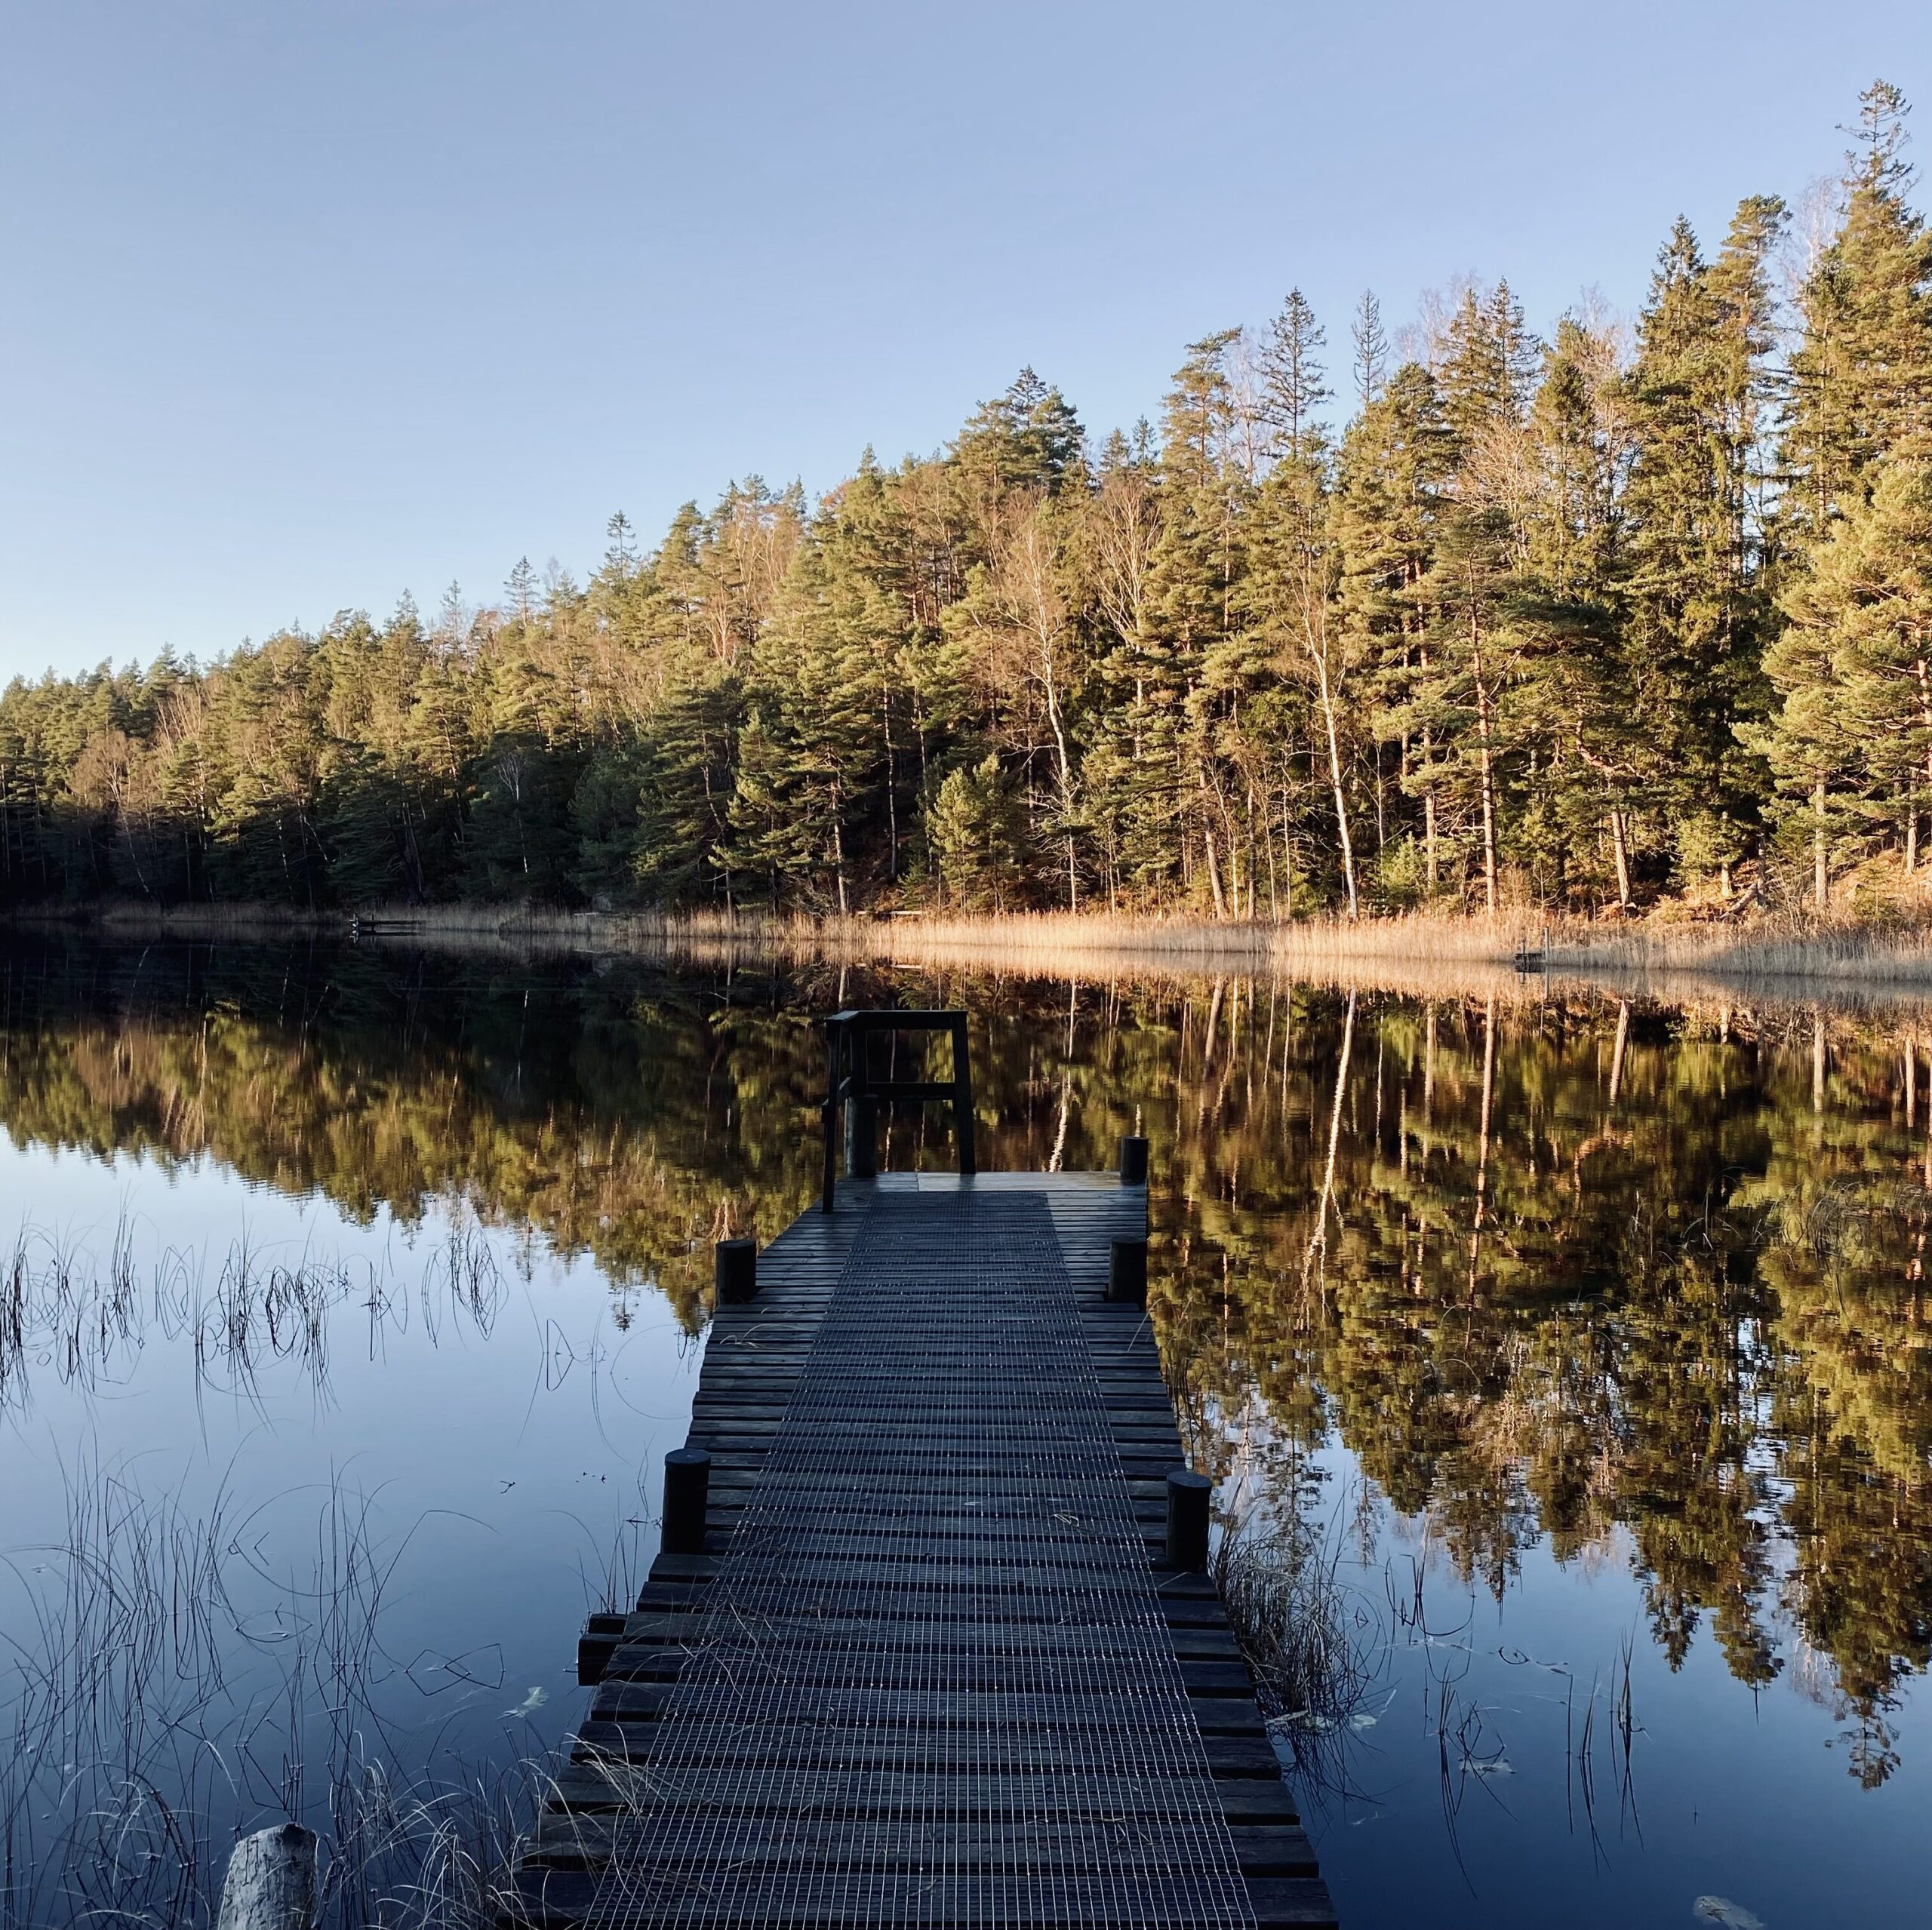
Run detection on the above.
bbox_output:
[2,0,1927,683]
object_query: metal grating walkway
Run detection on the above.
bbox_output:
[589,1188,1252,1929]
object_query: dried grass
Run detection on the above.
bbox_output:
[3,1212,506,1419]
[27,894,1932,1000]
[0,1462,542,1928]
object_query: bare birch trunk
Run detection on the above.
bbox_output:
[832,791,848,917]
[1302,988,1357,1291]
[1202,826,1228,919]
[1609,805,1632,910]
[1316,659,1359,918]
[1468,996,1495,1298]
[1915,655,1932,880]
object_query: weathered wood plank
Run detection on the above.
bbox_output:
[521,1173,1334,1929]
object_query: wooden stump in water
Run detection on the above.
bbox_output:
[216,1824,317,1930]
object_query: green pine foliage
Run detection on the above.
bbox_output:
[5,85,1931,920]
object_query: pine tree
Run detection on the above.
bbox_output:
[1351,291,1389,406]
[1258,290,1332,466]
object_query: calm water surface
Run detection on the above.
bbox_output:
[0,939,1925,1928]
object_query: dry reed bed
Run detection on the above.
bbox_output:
[26,899,1932,1000]
[0,1461,547,1929]
[1549,919,1932,985]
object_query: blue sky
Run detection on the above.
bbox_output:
[2,0,1927,682]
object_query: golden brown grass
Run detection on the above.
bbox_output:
[24,899,1932,999]
[787,909,1545,1002]
[798,905,1932,994]
[1546,917,1932,987]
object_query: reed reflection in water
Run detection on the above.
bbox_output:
[0,937,1926,1928]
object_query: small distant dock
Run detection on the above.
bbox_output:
[513,1012,1337,1928]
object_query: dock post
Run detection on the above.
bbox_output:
[949,1013,977,1176]
[715,1238,758,1304]
[1118,1134,1149,1185]
[845,1094,878,1179]
[1107,1236,1147,1305]
[820,1018,848,1213]
[215,1822,316,1930]
[1165,1469,1211,1572]
[661,1447,713,1556]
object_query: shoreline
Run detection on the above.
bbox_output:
[13,901,1932,997]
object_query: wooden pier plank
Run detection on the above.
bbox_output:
[518,1170,1335,1930]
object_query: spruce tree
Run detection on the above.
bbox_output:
[1783,81,1932,539]
[1337,362,1453,898]
[1247,293,1360,912]
[953,369,1086,496]
[1414,288,1540,912]
[1762,81,1932,900]
[1351,290,1389,406]
[1621,199,1784,895]
[1774,455,1932,880]
[1145,331,1255,914]
[730,533,879,911]
[1258,290,1332,466]
[1512,318,1631,908]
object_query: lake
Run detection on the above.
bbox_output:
[0,936,1925,1929]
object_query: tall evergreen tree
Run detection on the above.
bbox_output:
[1339,362,1454,897]
[1783,81,1932,541]
[1146,331,1254,914]
[1412,287,1540,912]
[1620,198,1784,896]
[1767,456,1932,893]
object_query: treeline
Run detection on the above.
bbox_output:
[5,82,1931,919]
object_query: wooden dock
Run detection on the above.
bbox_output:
[514,1166,1337,1928]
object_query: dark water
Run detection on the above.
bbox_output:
[0,939,1926,1929]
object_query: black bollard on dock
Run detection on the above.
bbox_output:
[1118,1134,1149,1186]
[661,1446,713,1556]
[715,1237,758,1304]
[1107,1235,1147,1305]
[1165,1468,1211,1572]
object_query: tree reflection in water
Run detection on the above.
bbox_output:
[1,937,1926,1785]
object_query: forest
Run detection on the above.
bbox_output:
[3,81,1930,922]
